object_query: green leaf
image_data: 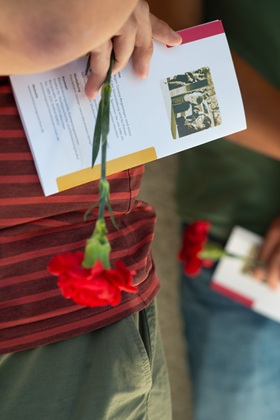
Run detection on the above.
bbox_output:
[83,220,111,269]
[92,101,103,167]
[199,242,226,260]
[83,201,97,221]
[101,84,112,143]
[106,192,119,231]
[85,54,91,76]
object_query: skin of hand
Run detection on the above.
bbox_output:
[253,217,280,290]
[85,0,182,99]
[0,0,181,99]
[0,0,138,74]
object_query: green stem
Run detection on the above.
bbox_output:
[101,112,107,182]
[105,52,114,85]
[225,252,266,267]
[98,193,105,221]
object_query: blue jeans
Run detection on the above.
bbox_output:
[180,263,280,420]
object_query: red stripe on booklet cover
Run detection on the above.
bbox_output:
[171,20,224,47]
[211,282,254,308]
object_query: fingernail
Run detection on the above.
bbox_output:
[85,89,97,100]
[138,64,149,79]
[170,29,182,43]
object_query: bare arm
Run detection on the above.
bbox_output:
[254,216,280,289]
[227,52,280,161]
[0,0,138,75]
[0,0,182,99]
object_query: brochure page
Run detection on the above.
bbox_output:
[212,226,280,323]
[10,20,246,196]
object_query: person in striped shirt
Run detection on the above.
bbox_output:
[0,1,182,418]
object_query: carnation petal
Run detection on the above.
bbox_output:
[48,252,84,275]
[183,256,202,276]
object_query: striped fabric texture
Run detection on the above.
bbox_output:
[0,76,159,354]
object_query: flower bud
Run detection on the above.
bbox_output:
[199,242,226,261]
[82,219,111,269]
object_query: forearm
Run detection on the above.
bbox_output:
[227,52,280,160]
[0,0,137,74]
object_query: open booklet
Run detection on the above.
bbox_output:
[10,20,246,196]
[211,226,280,323]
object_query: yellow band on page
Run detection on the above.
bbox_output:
[56,147,157,192]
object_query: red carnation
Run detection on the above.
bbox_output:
[178,220,213,276]
[48,252,137,307]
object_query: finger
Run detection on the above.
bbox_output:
[112,20,137,75]
[132,11,182,78]
[253,266,266,282]
[266,248,280,290]
[257,218,280,263]
[84,40,113,100]
[150,13,182,46]
[131,2,154,79]
[132,27,154,79]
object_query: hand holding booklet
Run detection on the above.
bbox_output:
[211,226,280,323]
[10,20,246,196]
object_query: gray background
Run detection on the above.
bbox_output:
[140,155,193,420]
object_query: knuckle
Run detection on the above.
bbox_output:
[146,42,154,57]
[138,0,150,15]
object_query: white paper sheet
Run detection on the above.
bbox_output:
[10,20,246,196]
[212,226,280,323]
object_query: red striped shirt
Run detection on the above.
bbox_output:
[0,76,159,354]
